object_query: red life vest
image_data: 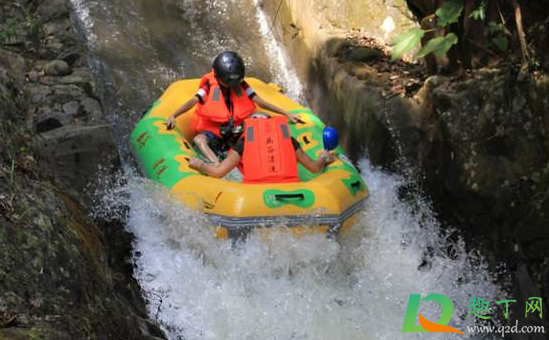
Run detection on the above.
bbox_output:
[241,116,299,184]
[193,71,256,137]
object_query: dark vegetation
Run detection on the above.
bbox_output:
[397,0,549,74]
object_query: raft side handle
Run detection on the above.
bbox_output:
[274,193,305,202]
[350,181,361,189]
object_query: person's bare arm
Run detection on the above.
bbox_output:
[296,149,334,173]
[189,150,241,178]
[252,95,301,123]
[167,96,199,130]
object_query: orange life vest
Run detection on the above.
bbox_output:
[193,71,256,137]
[241,116,299,184]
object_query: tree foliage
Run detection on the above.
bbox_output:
[392,0,544,70]
[391,0,463,61]
[390,28,425,61]
[417,33,458,58]
[435,0,463,27]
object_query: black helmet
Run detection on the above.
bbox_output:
[212,51,245,88]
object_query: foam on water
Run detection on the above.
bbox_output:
[94,160,501,340]
[69,0,98,45]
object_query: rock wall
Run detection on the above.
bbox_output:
[0,0,163,338]
[262,0,549,331]
[260,0,414,89]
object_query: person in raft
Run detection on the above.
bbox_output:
[188,113,334,182]
[166,51,300,165]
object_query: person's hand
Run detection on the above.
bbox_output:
[287,113,303,124]
[189,157,203,171]
[166,115,176,130]
[319,150,336,165]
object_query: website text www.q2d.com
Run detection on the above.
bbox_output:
[467,320,545,337]
[401,293,545,337]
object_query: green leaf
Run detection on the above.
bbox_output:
[492,36,508,52]
[417,33,458,58]
[436,0,464,27]
[468,2,486,21]
[487,21,505,34]
[390,28,425,61]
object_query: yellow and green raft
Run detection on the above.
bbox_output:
[130,78,368,239]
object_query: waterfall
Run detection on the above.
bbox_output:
[71,1,502,339]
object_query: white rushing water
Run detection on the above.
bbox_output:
[95,160,501,340]
[252,0,303,102]
[70,0,503,338]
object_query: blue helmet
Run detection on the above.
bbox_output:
[322,126,339,151]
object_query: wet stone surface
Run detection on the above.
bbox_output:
[0,0,165,339]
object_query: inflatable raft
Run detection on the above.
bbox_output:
[130,78,368,239]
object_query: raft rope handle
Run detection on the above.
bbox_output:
[274,193,305,202]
